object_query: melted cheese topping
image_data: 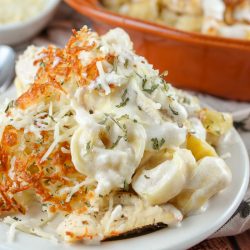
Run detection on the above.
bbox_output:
[0,26,233,243]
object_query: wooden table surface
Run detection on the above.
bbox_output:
[190,230,250,250]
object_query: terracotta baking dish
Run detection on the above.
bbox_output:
[65,0,250,101]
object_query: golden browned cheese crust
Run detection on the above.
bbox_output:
[0,27,104,216]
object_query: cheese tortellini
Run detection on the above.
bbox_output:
[171,156,232,215]
[14,27,233,221]
[68,28,233,214]
[132,149,196,205]
[71,113,147,195]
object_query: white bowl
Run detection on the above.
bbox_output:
[0,0,61,45]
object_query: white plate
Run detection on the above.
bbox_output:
[0,85,249,250]
[0,0,61,45]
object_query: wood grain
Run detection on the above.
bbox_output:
[234,230,250,250]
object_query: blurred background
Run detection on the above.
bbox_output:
[1,0,250,100]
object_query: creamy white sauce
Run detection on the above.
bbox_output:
[69,28,208,196]
[1,26,235,243]
[183,156,232,214]
[201,0,225,20]
[145,122,187,151]
[27,27,228,204]
[132,151,188,205]
[189,117,206,141]
[71,115,146,195]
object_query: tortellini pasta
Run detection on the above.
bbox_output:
[71,112,147,195]
[171,156,232,215]
[132,149,196,205]
[67,28,233,211]
[13,27,233,226]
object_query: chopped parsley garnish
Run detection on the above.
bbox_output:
[110,136,123,149]
[142,78,158,94]
[99,116,108,125]
[122,124,128,141]
[169,104,179,116]
[84,141,93,155]
[104,114,128,141]
[117,114,129,121]
[89,109,94,114]
[124,58,129,68]
[116,89,129,108]
[39,61,46,67]
[182,96,191,105]
[123,180,129,191]
[97,84,103,90]
[105,114,123,130]
[135,72,143,78]
[13,217,21,221]
[144,175,150,179]
[64,111,74,117]
[162,82,170,92]
[151,138,165,150]
[86,141,92,152]
[96,44,102,50]
[48,115,56,122]
[105,125,111,132]
[215,130,221,136]
[85,201,91,207]
[160,71,169,92]
[99,117,111,131]
[5,100,15,113]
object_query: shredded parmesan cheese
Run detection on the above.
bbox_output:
[0,26,233,244]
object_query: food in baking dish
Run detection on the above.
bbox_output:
[0,27,232,243]
[102,0,250,40]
